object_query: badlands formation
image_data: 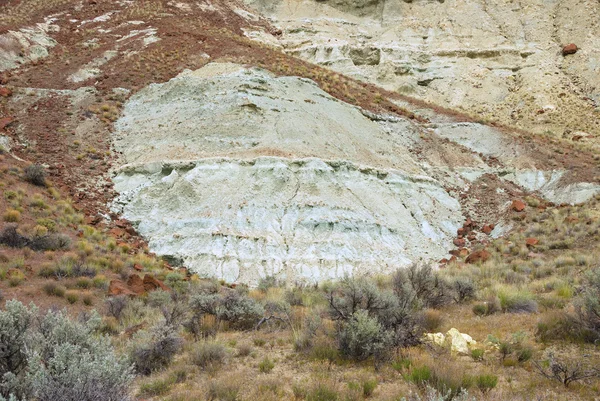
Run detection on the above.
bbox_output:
[245,0,600,139]
[1,0,599,285]
[111,62,599,284]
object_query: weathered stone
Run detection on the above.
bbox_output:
[0,117,14,131]
[562,43,578,56]
[127,274,145,295]
[453,238,466,247]
[143,274,170,292]
[424,332,446,347]
[445,328,476,355]
[0,87,12,97]
[465,249,491,264]
[525,237,539,247]
[108,279,135,296]
[511,200,526,212]
[482,224,493,235]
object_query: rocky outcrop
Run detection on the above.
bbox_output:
[110,63,600,285]
[424,328,477,355]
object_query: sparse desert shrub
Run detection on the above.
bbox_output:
[191,342,226,369]
[284,287,304,306]
[189,289,264,330]
[534,351,600,387]
[305,382,340,401]
[130,326,183,375]
[361,378,377,397]
[258,356,275,373]
[105,295,128,321]
[327,275,423,352]
[337,310,392,362]
[406,363,473,399]
[3,209,20,222]
[43,282,65,298]
[470,349,484,361]
[420,309,444,332]
[0,300,133,401]
[573,267,600,342]
[475,375,497,393]
[23,164,46,186]
[138,377,173,397]
[236,343,253,357]
[29,233,71,251]
[206,376,241,401]
[452,278,476,303]
[0,224,28,248]
[65,292,79,304]
[497,288,537,313]
[395,264,453,308]
[257,275,280,292]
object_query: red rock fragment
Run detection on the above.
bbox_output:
[0,116,14,131]
[0,87,12,97]
[453,238,466,247]
[143,274,170,292]
[465,249,491,264]
[511,200,526,212]
[108,280,136,296]
[525,238,539,247]
[482,224,493,235]
[562,43,578,56]
[127,274,145,295]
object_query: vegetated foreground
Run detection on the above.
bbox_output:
[0,0,600,400]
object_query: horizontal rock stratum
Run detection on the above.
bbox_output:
[111,62,600,285]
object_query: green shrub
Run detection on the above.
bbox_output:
[337,310,392,362]
[139,377,173,397]
[497,288,537,313]
[472,303,487,316]
[0,300,133,401]
[517,346,533,363]
[470,349,484,361]
[475,374,498,393]
[189,290,264,330]
[406,366,432,385]
[65,292,79,304]
[362,379,377,397]
[305,383,339,401]
[258,357,275,373]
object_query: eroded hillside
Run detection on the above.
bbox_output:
[245,0,600,142]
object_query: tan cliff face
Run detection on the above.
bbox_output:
[244,0,600,143]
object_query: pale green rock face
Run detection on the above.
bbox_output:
[110,63,599,285]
